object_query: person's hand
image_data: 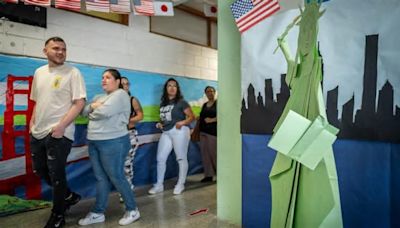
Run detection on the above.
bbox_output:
[156,122,163,130]
[51,124,65,138]
[91,101,103,110]
[204,118,213,124]
[175,121,184,129]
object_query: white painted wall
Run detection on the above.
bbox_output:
[0,7,217,81]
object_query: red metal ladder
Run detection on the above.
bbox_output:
[0,75,41,199]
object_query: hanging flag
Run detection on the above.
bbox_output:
[24,0,51,7]
[4,0,18,3]
[55,0,81,11]
[203,3,217,17]
[110,0,131,14]
[86,0,110,12]
[132,0,141,6]
[154,1,174,16]
[133,0,154,16]
[230,0,281,34]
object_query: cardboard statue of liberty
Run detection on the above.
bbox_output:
[267,1,343,227]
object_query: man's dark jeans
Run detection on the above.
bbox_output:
[30,134,73,214]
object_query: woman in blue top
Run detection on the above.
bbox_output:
[148,78,195,195]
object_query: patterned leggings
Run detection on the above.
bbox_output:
[124,129,139,190]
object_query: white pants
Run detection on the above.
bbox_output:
[156,125,190,186]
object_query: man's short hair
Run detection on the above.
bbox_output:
[45,37,65,46]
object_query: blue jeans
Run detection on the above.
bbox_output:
[88,134,137,213]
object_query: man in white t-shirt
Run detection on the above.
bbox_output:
[29,37,86,228]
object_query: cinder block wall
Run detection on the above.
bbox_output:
[0,7,217,81]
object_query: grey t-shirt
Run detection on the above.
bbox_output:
[160,99,190,131]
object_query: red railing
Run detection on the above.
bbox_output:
[0,75,41,199]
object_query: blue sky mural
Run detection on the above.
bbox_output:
[0,54,218,115]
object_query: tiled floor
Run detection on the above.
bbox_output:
[0,175,240,228]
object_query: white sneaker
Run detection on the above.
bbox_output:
[173,184,185,195]
[118,209,140,226]
[148,184,164,194]
[78,212,105,226]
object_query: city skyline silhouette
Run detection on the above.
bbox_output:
[241,34,400,143]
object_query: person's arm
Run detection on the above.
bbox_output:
[29,104,36,133]
[128,98,144,129]
[81,94,103,117]
[204,117,217,123]
[89,91,128,120]
[51,98,85,138]
[175,107,195,129]
[29,73,37,133]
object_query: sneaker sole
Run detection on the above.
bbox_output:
[78,217,105,226]
[173,190,184,195]
[45,219,65,228]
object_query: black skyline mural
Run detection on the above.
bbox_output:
[241,34,400,143]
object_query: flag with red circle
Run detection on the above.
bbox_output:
[154,1,174,16]
[204,3,217,17]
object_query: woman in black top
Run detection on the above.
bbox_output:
[120,77,143,201]
[199,86,217,182]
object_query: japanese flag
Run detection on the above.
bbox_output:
[154,1,174,16]
[203,3,217,17]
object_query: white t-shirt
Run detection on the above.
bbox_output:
[30,64,86,140]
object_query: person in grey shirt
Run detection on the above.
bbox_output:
[78,69,140,226]
[148,78,195,195]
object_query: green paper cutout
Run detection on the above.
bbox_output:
[268,110,339,170]
[268,2,343,227]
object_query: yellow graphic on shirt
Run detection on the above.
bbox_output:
[52,75,62,89]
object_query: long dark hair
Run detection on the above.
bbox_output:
[161,78,183,106]
[104,69,123,89]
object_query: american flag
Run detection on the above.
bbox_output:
[86,0,110,13]
[132,0,141,5]
[133,0,154,16]
[110,0,131,14]
[55,0,81,11]
[24,0,51,7]
[231,0,281,34]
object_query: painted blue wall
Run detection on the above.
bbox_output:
[242,134,400,227]
[1,53,214,199]
[0,54,218,113]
